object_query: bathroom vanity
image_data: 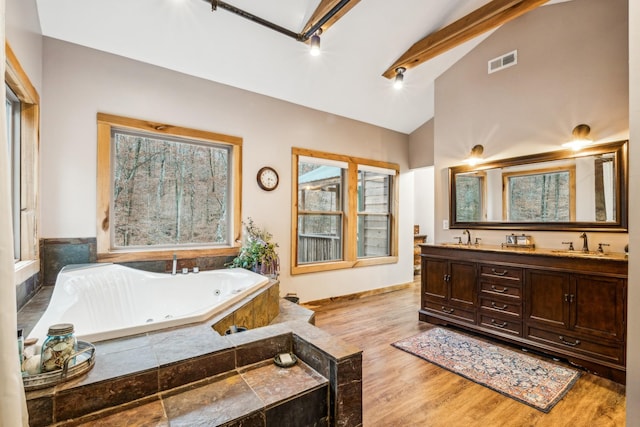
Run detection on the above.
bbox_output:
[419,244,628,383]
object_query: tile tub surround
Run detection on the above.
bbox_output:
[25,321,362,427]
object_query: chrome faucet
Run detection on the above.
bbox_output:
[462,229,471,246]
[579,232,589,253]
[172,254,177,275]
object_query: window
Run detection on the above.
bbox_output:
[292,148,398,274]
[455,172,485,222]
[503,166,575,222]
[6,85,20,261]
[97,113,242,261]
[5,43,40,284]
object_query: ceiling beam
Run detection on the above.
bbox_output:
[301,0,361,38]
[382,0,549,79]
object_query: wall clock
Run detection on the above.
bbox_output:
[257,166,279,191]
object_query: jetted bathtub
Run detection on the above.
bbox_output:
[27,263,270,343]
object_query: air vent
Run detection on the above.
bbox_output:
[488,50,517,74]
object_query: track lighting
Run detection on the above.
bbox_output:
[310,30,322,56]
[393,67,406,89]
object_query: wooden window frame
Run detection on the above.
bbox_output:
[96,113,243,262]
[291,147,399,275]
[502,165,576,222]
[5,43,40,284]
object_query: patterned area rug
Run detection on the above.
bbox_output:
[392,327,580,412]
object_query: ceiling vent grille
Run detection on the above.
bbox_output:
[488,50,517,74]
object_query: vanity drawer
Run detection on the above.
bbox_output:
[479,296,522,317]
[424,301,476,325]
[526,326,624,365]
[479,314,522,336]
[479,264,523,282]
[479,280,522,298]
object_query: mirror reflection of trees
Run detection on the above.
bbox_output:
[113,131,230,248]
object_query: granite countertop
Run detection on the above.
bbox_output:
[422,243,628,262]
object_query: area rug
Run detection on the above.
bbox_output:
[392,327,580,412]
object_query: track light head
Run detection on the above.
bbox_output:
[310,30,322,56]
[393,67,406,89]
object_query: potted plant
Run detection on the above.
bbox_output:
[228,218,279,278]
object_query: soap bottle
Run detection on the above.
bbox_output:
[40,323,77,373]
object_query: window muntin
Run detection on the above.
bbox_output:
[292,148,399,274]
[111,129,232,249]
[6,85,21,261]
[97,113,242,261]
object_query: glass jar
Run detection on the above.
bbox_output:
[40,323,77,373]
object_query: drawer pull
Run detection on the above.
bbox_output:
[491,268,508,276]
[490,285,508,293]
[491,302,508,311]
[559,336,581,347]
[490,319,508,328]
[441,306,454,314]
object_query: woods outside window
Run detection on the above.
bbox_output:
[97,114,242,261]
[292,147,398,274]
[6,43,40,284]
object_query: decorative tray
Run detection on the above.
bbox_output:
[22,340,96,391]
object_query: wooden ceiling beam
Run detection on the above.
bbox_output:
[301,0,361,37]
[382,0,549,79]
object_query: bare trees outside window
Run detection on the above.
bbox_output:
[97,114,242,261]
[112,130,230,248]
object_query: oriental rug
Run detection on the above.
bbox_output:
[392,327,580,412]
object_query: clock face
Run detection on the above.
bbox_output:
[257,167,279,191]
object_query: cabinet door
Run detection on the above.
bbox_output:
[449,261,477,308]
[571,274,626,341]
[525,269,570,330]
[422,257,448,303]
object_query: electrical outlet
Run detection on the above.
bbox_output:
[443,220,449,230]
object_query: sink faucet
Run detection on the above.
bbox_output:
[172,254,177,275]
[462,229,471,246]
[579,232,589,253]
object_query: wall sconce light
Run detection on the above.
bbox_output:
[563,124,593,151]
[393,67,406,89]
[309,29,322,56]
[465,144,484,165]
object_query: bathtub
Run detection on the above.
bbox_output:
[27,263,270,343]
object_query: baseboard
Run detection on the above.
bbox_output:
[303,281,416,308]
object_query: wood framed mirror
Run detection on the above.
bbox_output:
[449,140,628,231]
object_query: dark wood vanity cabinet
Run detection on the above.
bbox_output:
[419,245,627,383]
[421,257,476,325]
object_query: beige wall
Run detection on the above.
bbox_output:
[409,118,434,169]
[5,0,42,93]
[627,0,639,421]
[433,0,629,251]
[40,38,413,303]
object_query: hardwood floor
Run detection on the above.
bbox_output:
[306,279,626,427]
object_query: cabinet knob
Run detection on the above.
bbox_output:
[490,319,508,328]
[491,268,508,276]
[490,285,508,293]
[441,306,454,314]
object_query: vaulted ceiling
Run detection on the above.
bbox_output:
[35,0,567,134]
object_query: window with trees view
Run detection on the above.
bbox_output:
[97,114,242,261]
[292,148,398,274]
[6,43,40,284]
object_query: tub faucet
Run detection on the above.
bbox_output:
[172,254,177,275]
[579,232,589,253]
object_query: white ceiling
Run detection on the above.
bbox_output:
[35,0,563,134]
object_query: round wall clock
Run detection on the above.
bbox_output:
[257,166,279,191]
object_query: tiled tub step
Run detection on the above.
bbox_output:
[70,359,329,426]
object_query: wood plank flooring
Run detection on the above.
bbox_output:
[306,280,626,427]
